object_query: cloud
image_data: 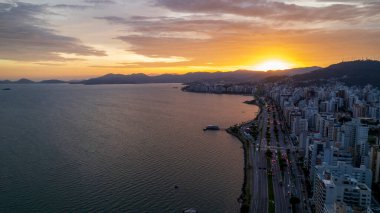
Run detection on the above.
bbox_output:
[52,4,91,10]
[97,15,265,38]
[34,62,66,66]
[84,0,116,5]
[154,0,380,23]
[0,2,106,62]
[95,16,128,24]
[116,28,380,66]
[100,13,380,67]
[91,2,380,68]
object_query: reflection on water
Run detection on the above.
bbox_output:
[0,83,258,212]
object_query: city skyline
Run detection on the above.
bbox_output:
[1,0,380,80]
[1,1,380,212]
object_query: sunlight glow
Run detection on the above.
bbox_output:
[251,59,293,71]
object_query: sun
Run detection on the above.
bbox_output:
[251,59,293,71]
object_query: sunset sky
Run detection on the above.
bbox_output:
[1,0,380,80]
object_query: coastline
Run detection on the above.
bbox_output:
[181,86,263,212]
[226,96,263,213]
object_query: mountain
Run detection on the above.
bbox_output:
[82,73,153,84]
[0,79,64,84]
[269,66,321,76]
[0,78,35,84]
[0,66,320,85]
[80,67,318,85]
[39,80,66,84]
[0,80,12,84]
[292,60,380,87]
[14,79,35,84]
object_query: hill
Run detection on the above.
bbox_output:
[269,66,321,76]
[0,79,35,84]
[15,78,34,84]
[292,60,380,87]
[39,80,66,84]
[0,79,66,84]
[80,67,319,85]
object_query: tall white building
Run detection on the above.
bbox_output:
[314,172,372,213]
[314,162,372,189]
[342,119,369,166]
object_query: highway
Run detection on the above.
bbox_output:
[272,102,309,213]
[268,105,289,212]
[239,99,309,213]
[247,107,268,213]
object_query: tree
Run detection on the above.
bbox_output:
[265,149,273,158]
[279,158,287,171]
[289,196,300,206]
[286,148,290,155]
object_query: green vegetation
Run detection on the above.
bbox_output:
[293,60,380,88]
[361,119,380,126]
[277,150,281,159]
[369,128,380,136]
[244,100,258,105]
[273,124,279,142]
[368,135,378,145]
[266,149,273,158]
[249,123,259,141]
[268,160,275,213]
[241,140,251,212]
[266,128,271,145]
[229,124,239,134]
[289,196,300,213]
[239,137,251,213]
[279,157,287,171]
[269,201,275,213]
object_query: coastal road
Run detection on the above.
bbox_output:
[249,108,268,213]
[249,105,290,213]
[273,103,309,213]
[241,100,308,213]
[268,107,289,213]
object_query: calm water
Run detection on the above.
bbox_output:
[0,83,258,212]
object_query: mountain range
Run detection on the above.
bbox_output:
[0,79,65,84]
[0,67,320,85]
[290,60,380,87]
[78,66,320,85]
[1,60,380,87]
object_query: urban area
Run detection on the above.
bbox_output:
[185,80,380,213]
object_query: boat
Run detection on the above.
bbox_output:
[203,125,220,131]
[2,88,11,91]
[183,208,197,213]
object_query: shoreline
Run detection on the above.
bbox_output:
[181,87,263,212]
[226,96,264,213]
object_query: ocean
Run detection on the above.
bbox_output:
[0,83,258,212]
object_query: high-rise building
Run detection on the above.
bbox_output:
[314,172,372,213]
[314,162,372,189]
[342,119,369,166]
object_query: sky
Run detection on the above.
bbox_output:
[0,0,380,80]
